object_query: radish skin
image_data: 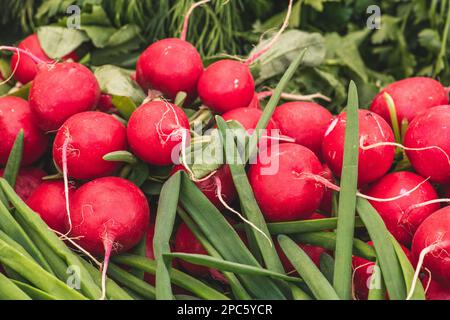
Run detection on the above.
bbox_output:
[53,111,127,180]
[370,77,448,127]
[127,101,190,166]
[366,171,440,246]
[27,180,75,234]
[404,105,450,184]
[272,101,333,159]
[322,109,395,185]
[29,62,100,131]
[249,143,324,222]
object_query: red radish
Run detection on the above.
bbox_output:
[52,111,127,180]
[352,241,412,300]
[248,143,324,222]
[136,1,208,101]
[127,100,190,166]
[97,94,115,113]
[0,96,48,166]
[272,101,333,158]
[366,171,440,246]
[9,33,78,84]
[221,107,279,148]
[247,93,261,109]
[29,62,100,131]
[318,164,334,215]
[411,206,450,291]
[69,177,150,297]
[421,275,450,300]
[27,180,74,234]
[322,109,395,185]
[442,185,450,205]
[0,167,45,201]
[171,165,236,211]
[174,222,210,277]
[197,0,293,114]
[404,105,450,184]
[370,77,448,127]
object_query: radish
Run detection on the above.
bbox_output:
[0,96,48,166]
[29,62,100,131]
[272,101,333,159]
[421,275,450,300]
[247,93,261,109]
[197,0,293,114]
[26,180,74,234]
[322,109,395,185]
[366,171,440,246]
[10,33,78,84]
[52,111,127,180]
[0,167,45,201]
[411,206,450,292]
[404,105,450,184]
[248,143,324,222]
[442,185,450,205]
[136,1,208,101]
[127,100,190,166]
[352,241,412,300]
[69,177,150,298]
[318,164,334,215]
[174,222,210,277]
[171,165,236,211]
[370,77,448,127]
[97,94,115,113]
[221,107,280,147]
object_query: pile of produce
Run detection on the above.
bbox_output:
[0,0,449,300]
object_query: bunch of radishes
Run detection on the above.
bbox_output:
[0,0,449,301]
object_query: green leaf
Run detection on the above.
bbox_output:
[154,172,181,300]
[3,130,24,187]
[127,161,149,187]
[111,96,138,120]
[333,81,359,300]
[165,253,302,283]
[94,65,146,105]
[265,216,364,234]
[103,150,137,164]
[294,232,376,261]
[0,273,30,300]
[320,253,335,284]
[278,235,340,300]
[216,116,284,274]
[390,235,425,300]
[251,30,326,84]
[367,261,387,300]
[112,254,229,300]
[37,26,88,59]
[356,198,406,300]
[418,28,441,54]
[7,83,31,100]
[179,173,286,299]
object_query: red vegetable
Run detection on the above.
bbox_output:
[370,77,448,127]
[322,109,395,185]
[0,167,46,201]
[366,171,440,246]
[53,111,127,180]
[10,34,78,84]
[404,105,450,184]
[272,101,333,158]
[127,101,190,166]
[421,275,450,300]
[171,165,236,211]
[412,206,450,287]
[248,143,324,222]
[29,62,100,131]
[27,180,74,234]
[0,96,48,166]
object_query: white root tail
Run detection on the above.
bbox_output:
[360,142,450,165]
[100,240,113,300]
[257,89,332,102]
[407,244,437,300]
[61,128,73,236]
[245,0,293,65]
[298,172,430,203]
[214,176,273,247]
